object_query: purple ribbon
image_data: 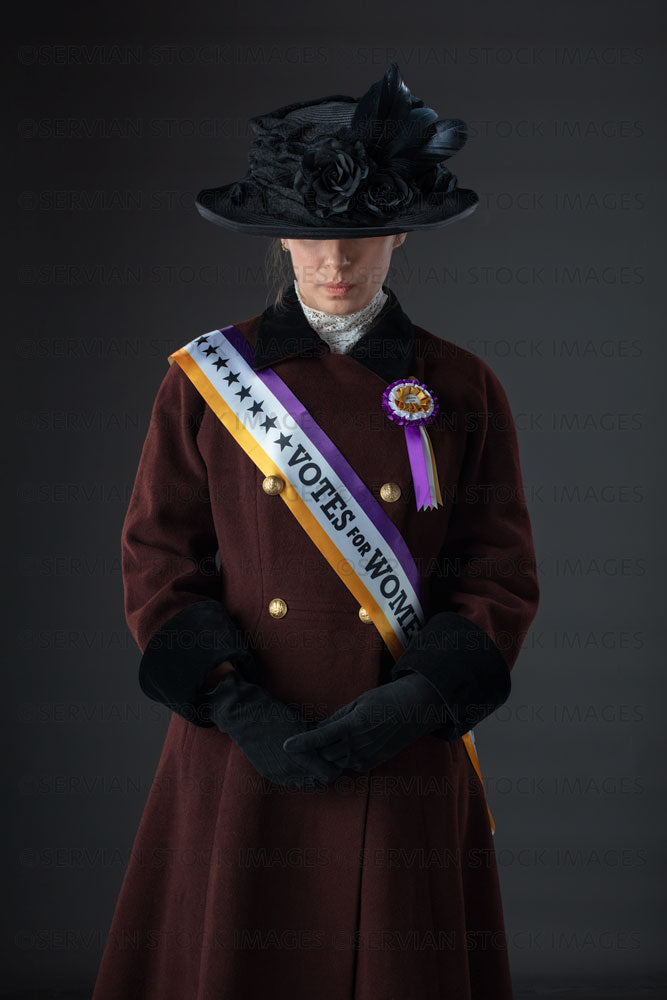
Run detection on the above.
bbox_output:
[404,425,431,510]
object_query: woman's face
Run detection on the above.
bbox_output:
[282,234,406,313]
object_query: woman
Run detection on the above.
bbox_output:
[92,63,539,1000]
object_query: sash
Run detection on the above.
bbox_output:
[168,325,496,836]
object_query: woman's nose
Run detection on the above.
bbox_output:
[322,241,351,266]
[323,252,351,269]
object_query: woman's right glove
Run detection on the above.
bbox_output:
[201,669,343,791]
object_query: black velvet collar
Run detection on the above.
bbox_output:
[251,282,416,384]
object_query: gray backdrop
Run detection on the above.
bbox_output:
[8,1,665,996]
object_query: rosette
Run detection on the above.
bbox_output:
[381,377,443,511]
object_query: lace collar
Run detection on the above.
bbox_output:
[293,279,388,354]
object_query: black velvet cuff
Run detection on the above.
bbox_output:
[390,611,511,741]
[138,599,261,728]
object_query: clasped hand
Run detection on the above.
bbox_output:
[283,671,452,773]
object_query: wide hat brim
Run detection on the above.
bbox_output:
[195,183,479,238]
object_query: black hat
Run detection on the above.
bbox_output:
[195,63,478,238]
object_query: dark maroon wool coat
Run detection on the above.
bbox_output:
[92,284,540,1000]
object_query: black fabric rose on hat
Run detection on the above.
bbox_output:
[355,168,418,218]
[294,130,370,218]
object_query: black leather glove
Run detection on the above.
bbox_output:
[282,671,456,773]
[201,669,344,790]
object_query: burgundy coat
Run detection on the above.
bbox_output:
[92,284,540,1000]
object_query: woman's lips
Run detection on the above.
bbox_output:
[323,282,353,292]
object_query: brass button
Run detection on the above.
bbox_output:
[262,475,285,495]
[358,606,372,624]
[380,482,401,502]
[268,598,288,619]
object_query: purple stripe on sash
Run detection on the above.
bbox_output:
[217,324,423,603]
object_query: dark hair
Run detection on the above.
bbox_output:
[264,238,294,312]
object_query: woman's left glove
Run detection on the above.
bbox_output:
[282,671,456,772]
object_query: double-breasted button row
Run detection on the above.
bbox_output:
[265,474,400,503]
[264,478,287,618]
[263,474,388,624]
[268,599,373,623]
